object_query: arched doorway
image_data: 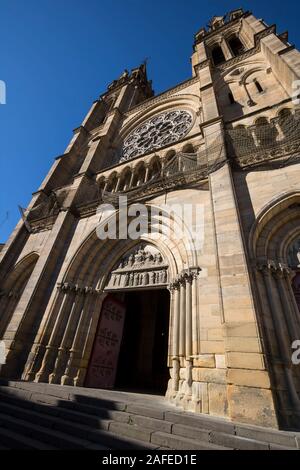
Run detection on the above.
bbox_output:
[250,193,300,428]
[85,243,171,394]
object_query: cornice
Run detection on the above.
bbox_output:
[125,76,199,118]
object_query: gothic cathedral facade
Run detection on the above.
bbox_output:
[1,9,300,430]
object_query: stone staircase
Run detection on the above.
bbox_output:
[0,380,299,450]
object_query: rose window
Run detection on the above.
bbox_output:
[121,110,193,161]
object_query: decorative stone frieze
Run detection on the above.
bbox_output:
[57,282,101,295]
[105,244,168,290]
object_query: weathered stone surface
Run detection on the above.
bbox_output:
[164,411,235,434]
[194,354,215,368]
[151,432,228,450]
[208,383,229,417]
[108,422,152,443]
[129,414,173,433]
[209,431,269,450]
[1,8,300,432]
[126,404,165,420]
[172,423,210,442]
[227,369,271,389]
[235,425,298,448]
[227,385,278,428]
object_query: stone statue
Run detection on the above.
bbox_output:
[149,271,155,284]
[145,251,153,265]
[128,253,135,266]
[134,249,145,265]
[129,273,134,286]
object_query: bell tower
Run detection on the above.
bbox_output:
[191,8,299,125]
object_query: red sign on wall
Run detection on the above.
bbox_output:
[85,296,126,389]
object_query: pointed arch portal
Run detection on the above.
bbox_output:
[27,207,201,408]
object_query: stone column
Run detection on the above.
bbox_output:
[184,268,201,405]
[179,277,186,358]
[34,285,76,383]
[144,165,150,183]
[22,286,63,381]
[115,177,121,192]
[221,38,233,61]
[261,263,300,411]
[276,268,300,341]
[184,273,193,401]
[61,289,104,386]
[49,287,86,384]
[185,273,192,358]
[191,270,200,356]
[129,171,135,189]
[170,281,180,393]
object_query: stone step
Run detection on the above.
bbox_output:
[0,397,158,450]
[0,412,103,449]
[0,380,158,410]
[0,426,56,450]
[0,381,299,450]
[0,390,223,448]
[150,432,229,450]
[0,391,228,450]
[2,393,297,451]
[209,431,270,450]
[165,410,236,434]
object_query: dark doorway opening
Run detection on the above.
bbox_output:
[115,289,170,394]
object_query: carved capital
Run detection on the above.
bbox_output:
[169,280,180,291]
[256,259,291,278]
[57,281,101,296]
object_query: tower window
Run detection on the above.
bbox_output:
[211,45,226,65]
[254,80,263,93]
[227,36,245,57]
[228,92,235,104]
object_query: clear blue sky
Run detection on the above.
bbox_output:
[1,0,300,242]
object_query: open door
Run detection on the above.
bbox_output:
[85,295,126,389]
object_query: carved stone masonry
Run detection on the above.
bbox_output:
[57,282,101,296]
[106,244,169,290]
[170,266,201,287]
[256,259,292,280]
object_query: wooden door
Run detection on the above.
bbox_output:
[85,295,126,389]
